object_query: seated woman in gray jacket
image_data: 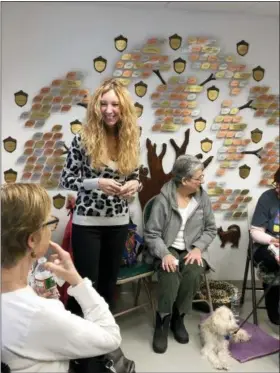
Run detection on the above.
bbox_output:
[144,155,217,354]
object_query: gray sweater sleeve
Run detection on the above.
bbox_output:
[83,178,100,191]
[192,194,217,251]
[144,196,171,260]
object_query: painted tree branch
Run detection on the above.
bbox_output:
[200,73,216,87]
[195,153,214,168]
[170,129,190,158]
[203,156,214,169]
[153,70,167,85]
[241,147,263,159]
[238,100,256,111]
[77,102,88,109]
[146,139,167,179]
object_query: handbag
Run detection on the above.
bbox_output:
[121,220,144,267]
[70,347,136,373]
[195,280,238,310]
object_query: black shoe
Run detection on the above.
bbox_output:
[170,303,189,344]
[152,312,171,353]
[263,283,280,325]
[268,316,280,325]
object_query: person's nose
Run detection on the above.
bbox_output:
[105,104,113,114]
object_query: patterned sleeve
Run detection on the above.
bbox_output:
[60,135,84,192]
[126,167,140,182]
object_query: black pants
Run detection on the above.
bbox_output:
[254,244,280,321]
[67,224,129,314]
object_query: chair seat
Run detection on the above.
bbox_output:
[117,262,154,284]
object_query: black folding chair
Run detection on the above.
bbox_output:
[240,232,266,325]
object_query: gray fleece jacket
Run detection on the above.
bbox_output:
[144,180,217,270]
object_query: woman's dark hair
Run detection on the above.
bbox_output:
[274,167,280,183]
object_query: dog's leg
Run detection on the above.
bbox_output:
[216,341,231,371]
[202,345,226,370]
[232,329,251,343]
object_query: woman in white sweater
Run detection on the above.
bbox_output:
[1,183,121,372]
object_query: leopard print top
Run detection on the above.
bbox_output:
[60,134,139,226]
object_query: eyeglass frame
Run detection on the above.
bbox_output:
[42,217,59,231]
[190,174,205,182]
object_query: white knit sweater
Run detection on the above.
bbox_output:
[2,278,121,372]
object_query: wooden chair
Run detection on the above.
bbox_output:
[143,196,213,314]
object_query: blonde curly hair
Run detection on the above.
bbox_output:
[80,78,140,176]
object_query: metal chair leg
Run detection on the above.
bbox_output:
[250,252,258,325]
[148,277,156,319]
[143,277,156,324]
[134,279,142,306]
[204,273,214,313]
[240,253,250,305]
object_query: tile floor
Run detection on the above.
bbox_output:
[115,285,279,372]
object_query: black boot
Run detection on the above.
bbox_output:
[263,283,280,325]
[152,312,171,353]
[170,303,189,344]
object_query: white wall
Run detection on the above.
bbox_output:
[2,2,279,280]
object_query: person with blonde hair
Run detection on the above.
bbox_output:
[1,183,121,372]
[60,78,141,314]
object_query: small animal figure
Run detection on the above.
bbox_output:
[217,225,241,248]
[200,306,251,370]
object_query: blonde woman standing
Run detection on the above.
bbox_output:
[60,79,141,313]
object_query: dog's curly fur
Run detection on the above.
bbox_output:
[200,306,251,370]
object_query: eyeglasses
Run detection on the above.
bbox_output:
[42,216,59,231]
[191,174,205,182]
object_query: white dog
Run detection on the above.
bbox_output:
[200,306,251,370]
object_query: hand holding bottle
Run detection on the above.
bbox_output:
[33,258,60,299]
[45,241,83,287]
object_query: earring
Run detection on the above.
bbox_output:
[31,251,36,259]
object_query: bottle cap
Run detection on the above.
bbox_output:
[37,257,47,264]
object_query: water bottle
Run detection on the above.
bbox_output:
[34,257,60,299]
[230,288,241,324]
[27,262,36,288]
